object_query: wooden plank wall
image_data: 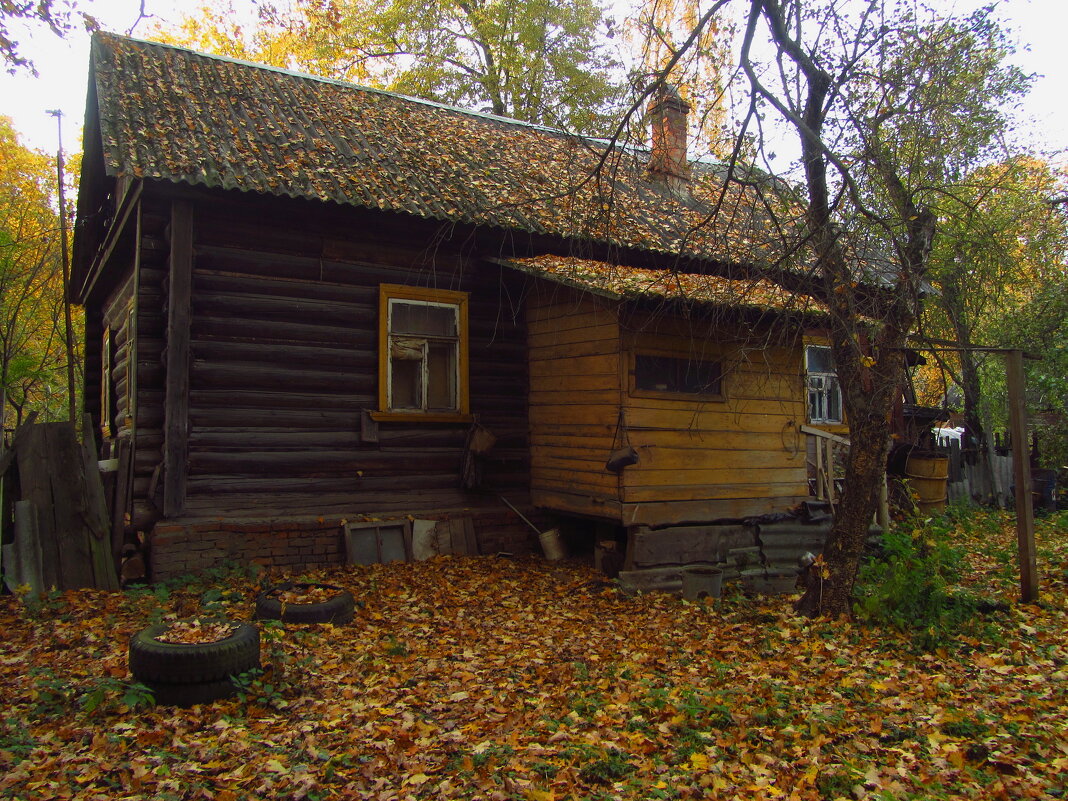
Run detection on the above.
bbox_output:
[131,192,530,521]
[527,285,623,518]
[620,319,809,523]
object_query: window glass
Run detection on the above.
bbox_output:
[426,342,457,410]
[634,353,722,396]
[380,287,468,416]
[391,302,457,337]
[805,345,834,373]
[805,345,842,423]
[390,356,422,409]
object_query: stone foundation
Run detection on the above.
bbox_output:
[148,509,543,582]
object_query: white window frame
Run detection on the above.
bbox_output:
[805,345,842,424]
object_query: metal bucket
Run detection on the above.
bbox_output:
[682,567,724,601]
[539,528,567,561]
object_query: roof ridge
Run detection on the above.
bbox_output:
[93,30,609,143]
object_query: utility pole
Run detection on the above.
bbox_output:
[47,109,78,425]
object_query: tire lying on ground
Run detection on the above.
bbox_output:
[143,677,246,708]
[255,582,355,624]
[128,619,260,706]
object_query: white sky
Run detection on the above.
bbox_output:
[0,0,1065,161]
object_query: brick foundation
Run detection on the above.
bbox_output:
[148,509,544,582]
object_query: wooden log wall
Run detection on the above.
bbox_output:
[129,198,169,527]
[130,190,528,522]
[526,285,623,519]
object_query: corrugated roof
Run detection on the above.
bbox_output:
[88,32,799,269]
[502,255,828,316]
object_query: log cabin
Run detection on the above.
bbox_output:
[74,33,845,580]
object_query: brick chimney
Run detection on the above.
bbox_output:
[647,86,691,196]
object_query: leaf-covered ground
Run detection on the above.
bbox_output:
[1,511,1065,800]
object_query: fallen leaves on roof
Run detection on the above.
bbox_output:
[511,254,828,315]
[90,33,799,268]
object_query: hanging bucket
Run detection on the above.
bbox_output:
[906,454,949,514]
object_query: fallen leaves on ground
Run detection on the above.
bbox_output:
[154,618,240,644]
[0,511,1065,800]
[270,584,344,605]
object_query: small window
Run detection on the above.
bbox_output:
[805,345,842,424]
[632,352,723,398]
[378,285,469,418]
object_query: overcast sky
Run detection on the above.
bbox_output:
[1,0,1064,162]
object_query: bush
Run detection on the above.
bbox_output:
[854,517,980,650]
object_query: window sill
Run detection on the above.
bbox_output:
[369,411,474,424]
[629,389,727,403]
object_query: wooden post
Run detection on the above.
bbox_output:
[163,200,193,518]
[1005,349,1038,602]
[878,472,890,531]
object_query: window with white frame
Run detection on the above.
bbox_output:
[379,285,469,417]
[805,345,842,424]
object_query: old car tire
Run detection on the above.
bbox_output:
[144,677,242,707]
[129,619,260,684]
[255,582,355,624]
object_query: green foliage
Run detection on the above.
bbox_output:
[79,677,156,716]
[0,1,97,72]
[576,746,635,784]
[0,116,76,426]
[817,768,858,800]
[30,666,155,718]
[0,717,36,764]
[233,619,319,709]
[854,518,981,650]
[14,584,65,620]
[28,666,74,717]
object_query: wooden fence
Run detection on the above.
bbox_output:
[945,438,1016,508]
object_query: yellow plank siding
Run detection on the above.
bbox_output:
[531,471,619,495]
[529,405,622,427]
[528,286,623,511]
[529,338,622,361]
[527,309,618,335]
[534,442,623,461]
[621,496,807,526]
[626,428,803,451]
[525,321,619,348]
[529,389,621,407]
[533,488,622,519]
[621,405,804,432]
[528,371,618,393]
[529,354,620,378]
[624,465,808,488]
[530,448,612,470]
[530,424,616,441]
[632,444,806,470]
[527,281,814,524]
[623,479,807,503]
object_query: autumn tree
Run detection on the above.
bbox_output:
[0,116,73,428]
[155,0,628,134]
[918,157,1068,483]
[667,1,1031,615]
[627,0,735,157]
[1,0,98,72]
